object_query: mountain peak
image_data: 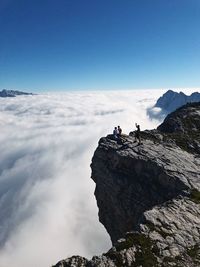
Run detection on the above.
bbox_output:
[154,90,200,114]
[0,89,33,97]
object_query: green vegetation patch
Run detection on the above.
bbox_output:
[161,246,200,267]
[162,131,200,154]
[187,244,200,263]
[115,233,136,251]
[105,250,125,267]
[106,232,159,267]
[190,189,200,204]
[134,235,159,267]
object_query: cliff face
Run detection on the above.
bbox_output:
[91,135,200,245]
[53,102,200,267]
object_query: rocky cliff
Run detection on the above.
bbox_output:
[53,102,200,267]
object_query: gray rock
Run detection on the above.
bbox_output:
[53,102,200,267]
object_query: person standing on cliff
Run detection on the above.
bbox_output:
[134,123,142,145]
[117,126,122,137]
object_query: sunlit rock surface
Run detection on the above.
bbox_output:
[53,102,200,267]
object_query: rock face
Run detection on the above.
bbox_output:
[53,102,200,267]
[0,89,33,97]
[157,102,200,154]
[91,137,200,245]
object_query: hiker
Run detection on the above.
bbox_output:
[134,123,142,145]
[113,126,119,140]
[117,125,122,137]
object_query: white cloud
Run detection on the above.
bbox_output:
[0,89,171,267]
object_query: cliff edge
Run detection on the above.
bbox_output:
[53,102,200,267]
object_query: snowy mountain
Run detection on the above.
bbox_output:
[155,89,200,113]
[0,89,33,97]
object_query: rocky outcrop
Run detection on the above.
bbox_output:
[53,102,200,267]
[157,102,200,154]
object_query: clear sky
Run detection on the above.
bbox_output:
[0,0,200,92]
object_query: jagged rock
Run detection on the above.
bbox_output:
[157,102,200,154]
[53,102,200,267]
[158,102,200,134]
[52,256,88,266]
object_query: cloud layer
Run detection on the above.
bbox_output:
[0,90,166,267]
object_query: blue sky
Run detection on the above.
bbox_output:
[0,0,200,92]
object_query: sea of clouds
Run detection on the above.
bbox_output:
[0,89,195,267]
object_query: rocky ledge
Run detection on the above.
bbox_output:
[53,102,200,267]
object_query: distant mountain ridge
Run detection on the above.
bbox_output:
[0,89,33,97]
[155,89,200,113]
[147,89,200,120]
